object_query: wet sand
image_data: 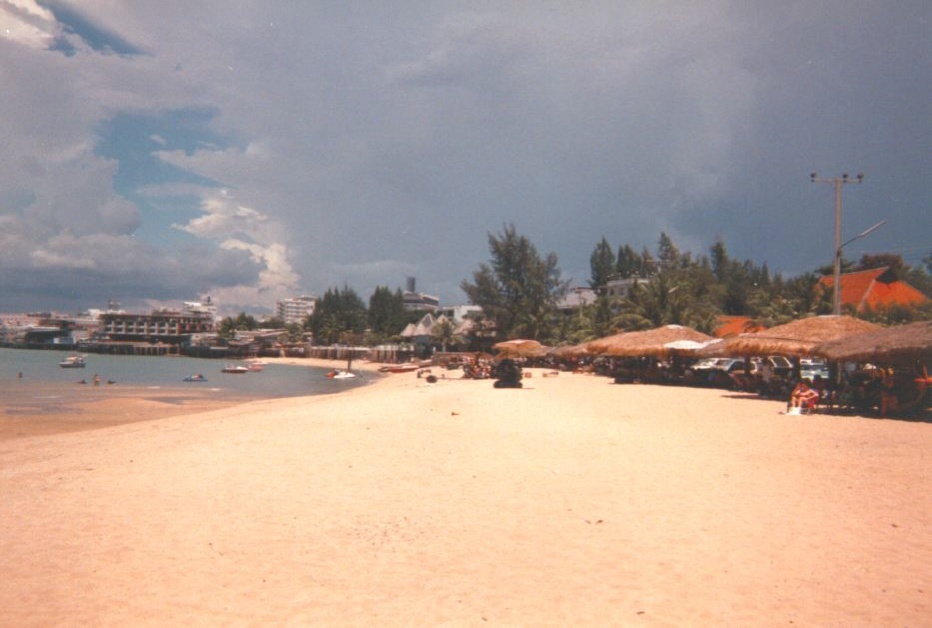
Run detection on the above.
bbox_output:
[1,368,929,625]
[0,380,254,441]
[0,357,379,441]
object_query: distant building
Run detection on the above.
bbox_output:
[1,312,88,347]
[818,267,928,313]
[183,297,218,321]
[557,287,597,314]
[399,312,458,354]
[98,302,214,344]
[603,278,641,299]
[437,304,482,323]
[276,295,317,324]
[402,277,440,313]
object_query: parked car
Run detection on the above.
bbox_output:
[752,355,793,378]
[690,357,724,373]
[799,358,830,382]
[690,357,747,388]
[691,357,744,374]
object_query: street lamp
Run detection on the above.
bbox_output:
[810,172,865,315]
[835,219,886,298]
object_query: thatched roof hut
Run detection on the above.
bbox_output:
[697,315,882,358]
[812,321,932,365]
[492,339,549,358]
[549,342,592,359]
[586,325,714,358]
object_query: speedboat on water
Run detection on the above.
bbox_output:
[221,364,250,374]
[326,369,357,379]
[59,355,86,368]
[183,373,208,382]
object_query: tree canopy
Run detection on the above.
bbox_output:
[367,286,411,342]
[306,285,367,345]
[461,224,569,341]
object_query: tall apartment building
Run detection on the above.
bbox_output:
[276,295,317,324]
[402,277,440,313]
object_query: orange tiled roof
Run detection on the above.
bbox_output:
[714,315,765,338]
[818,267,928,312]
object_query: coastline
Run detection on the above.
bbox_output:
[0,356,384,441]
[1,368,929,625]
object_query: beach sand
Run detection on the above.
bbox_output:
[1,367,928,626]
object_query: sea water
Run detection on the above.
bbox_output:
[0,348,368,400]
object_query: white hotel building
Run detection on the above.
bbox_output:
[276,295,317,325]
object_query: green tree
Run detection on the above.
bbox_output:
[616,244,639,278]
[856,253,909,275]
[368,286,408,340]
[559,296,615,343]
[307,285,367,345]
[217,312,258,341]
[710,240,729,282]
[263,316,286,329]
[284,322,304,343]
[589,237,616,291]
[612,233,720,332]
[591,296,616,338]
[638,246,656,278]
[657,231,680,270]
[461,224,569,341]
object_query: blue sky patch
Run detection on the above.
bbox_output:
[39,0,145,56]
[94,108,236,244]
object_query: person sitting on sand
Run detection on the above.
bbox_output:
[789,379,819,410]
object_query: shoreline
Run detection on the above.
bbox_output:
[0,356,388,441]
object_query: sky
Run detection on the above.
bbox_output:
[1,1,929,316]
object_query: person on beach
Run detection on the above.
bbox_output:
[789,379,819,410]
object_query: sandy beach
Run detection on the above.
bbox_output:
[1,365,929,626]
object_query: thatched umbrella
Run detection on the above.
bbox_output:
[549,342,592,358]
[585,332,625,355]
[492,338,548,358]
[698,315,882,358]
[813,320,932,365]
[586,325,714,358]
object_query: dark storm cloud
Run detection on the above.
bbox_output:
[0,1,928,314]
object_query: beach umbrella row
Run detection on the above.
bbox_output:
[812,320,932,365]
[585,325,714,358]
[498,317,928,367]
[697,315,882,358]
[548,342,592,358]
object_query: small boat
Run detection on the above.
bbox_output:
[378,363,419,373]
[245,360,266,372]
[59,355,86,368]
[183,373,208,382]
[326,369,357,379]
[221,364,250,374]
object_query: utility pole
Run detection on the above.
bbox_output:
[810,172,864,315]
